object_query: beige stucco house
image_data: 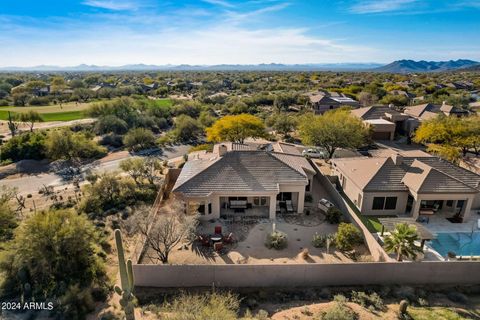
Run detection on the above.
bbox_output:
[331,151,480,222]
[172,142,316,221]
[351,105,410,140]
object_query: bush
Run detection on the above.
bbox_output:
[123,128,156,152]
[265,231,288,250]
[335,223,363,251]
[164,292,239,320]
[312,233,327,248]
[447,291,468,304]
[321,295,357,320]
[350,291,385,311]
[304,194,313,203]
[325,207,342,224]
[0,131,47,162]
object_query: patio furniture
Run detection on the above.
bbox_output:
[223,232,235,244]
[318,198,334,213]
[198,235,211,247]
[286,200,294,213]
[211,235,222,242]
[214,225,222,234]
[419,209,435,215]
[213,242,224,252]
[230,200,247,209]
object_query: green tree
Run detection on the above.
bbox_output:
[18,110,43,132]
[0,131,47,162]
[123,128,156,152]
[206,114,266,144]
[299,110,370,159]
[94,115,129,135]
[335,223,363,251]
[45,129,107,160]
[383,223,422,261]
[120,157,163,185]
[272,113,297,137]
[171,115,202,142]
[0,209,107,298]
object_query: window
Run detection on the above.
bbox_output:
[385,197,397,210]
[372,196,397,210]
[446,200,453,207]
[208,203,212,214]
[254,197,268,206]
[372,197,385,210]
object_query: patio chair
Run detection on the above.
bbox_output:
[214,242,224,252]
[198,235,211,247]
[214,225,222,235]
[223,232,235,244]
[286,200,294,213]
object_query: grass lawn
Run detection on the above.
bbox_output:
[339,190,383,233]
[0,109,85,121]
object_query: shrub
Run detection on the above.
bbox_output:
[164,292,239,320]
[325,207,342,224]
[304,194,313,203]
[312,233,327,248]
[447,291,468,304]
[350,291,385,311]
[123,128,156,152]
[321,295,357,320]
[265,231,288,250]
[0,131,47,162]
[335,223,363,251]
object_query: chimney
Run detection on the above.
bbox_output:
[391,153,403,165]
[218,144,228,157]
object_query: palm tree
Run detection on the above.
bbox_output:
[384,223,422,261]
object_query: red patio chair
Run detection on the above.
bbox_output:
[223,232,235,244]
[198,235,211,247]
[214,242,223,252]
[214,225,222,235]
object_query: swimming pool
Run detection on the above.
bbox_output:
[429,232,480,257]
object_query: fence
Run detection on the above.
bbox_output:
[133,261,480,287]
[310,161,393,262]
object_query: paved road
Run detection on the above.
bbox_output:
[0,144,191,195]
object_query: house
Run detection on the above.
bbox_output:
[308,92,359,114]
[351,105,410,140]
[403,102,470,132]
[172,142,316,221]
[331,151,480,222]
[139,83,159,93]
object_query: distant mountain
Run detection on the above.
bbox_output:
[462,64,480,72]
[374,59,480,73]
[0,63,383,72]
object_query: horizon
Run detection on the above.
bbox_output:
[1,0,480,67]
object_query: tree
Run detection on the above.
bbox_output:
[120,156,163,185]
[298,110,370,159]
[206,114,266,144]
[0,186,18,243]
[12,92,30,106]
[413,115,479,162]
[123,128,156,152]
[18,110,43,132]
[94,115,129,135]
[135,205,197,263]
[171,115,202,142]
[45,129,107,160]
[272,113,297,137]
[0,131,47,162]
[335,223,363,251]
[383,223,422,261]
[357,91,378,106]
[0,209,107,298]
[7,111,19,137]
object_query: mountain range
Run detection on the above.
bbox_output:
[374,59,480,73]
[0,60,478,72]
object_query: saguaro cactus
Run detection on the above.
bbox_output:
[399,299,409,318]
[114,229,136,320]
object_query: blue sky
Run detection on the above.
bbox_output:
[1,0,479,66]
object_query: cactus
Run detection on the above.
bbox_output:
[114,229,136,320]
[399,299,409,318]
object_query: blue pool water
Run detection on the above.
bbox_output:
[429,232,480,257]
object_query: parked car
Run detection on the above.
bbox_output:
[302,148,327,159]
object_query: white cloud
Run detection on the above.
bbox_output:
[201,0,235,8]
[350,0,418,14]
[225,2,291,22]
[82,0,141,11]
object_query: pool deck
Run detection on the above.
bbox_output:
[422,211,479,234]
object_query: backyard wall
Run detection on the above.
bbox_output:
[133,262,480,288]
[310,162,394,262]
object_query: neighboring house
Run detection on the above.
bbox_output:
[403,102,469,132]
[351,105,410,140]
[172,142,316,221]
[308,92,359,114]
[331,151,480,222]
[140,83,159,93]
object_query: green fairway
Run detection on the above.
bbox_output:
[0,109,86,121]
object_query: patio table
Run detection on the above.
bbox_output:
[210,235,222,242]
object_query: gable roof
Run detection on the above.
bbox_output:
[309,93,339,105]
[173,151,309,197]
[351,106,402,120]
[404,103,441,119]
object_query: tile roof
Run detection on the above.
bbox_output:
[173,151,309,197]
[351,106,402,120]
[333,155,480,194]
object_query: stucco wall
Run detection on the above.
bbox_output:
[361,191,409,216]
[133,262,480,288]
